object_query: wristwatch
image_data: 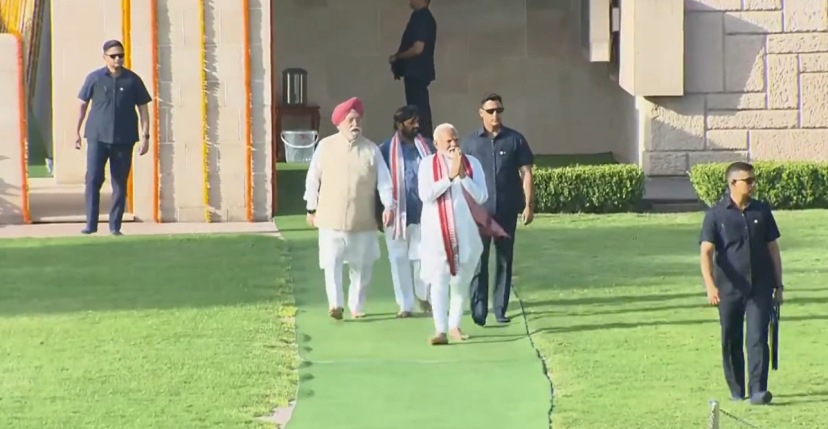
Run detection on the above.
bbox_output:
[306,209,316,215]
[142,133,150,139]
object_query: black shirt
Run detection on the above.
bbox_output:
[699,196,781,295]
[460,126,534,216]
[78,67,153,144]
[397,7,437,83]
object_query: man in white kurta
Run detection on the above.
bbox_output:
[418,123,488,345]
[304,97,395,320]
[379,106,435,318]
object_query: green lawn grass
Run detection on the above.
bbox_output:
[514,211,828,429]
[0,235,297,428]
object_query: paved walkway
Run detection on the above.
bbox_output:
[0,222,280,239]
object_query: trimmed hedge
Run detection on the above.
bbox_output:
[689,161,828,209]
[533,164,645,213]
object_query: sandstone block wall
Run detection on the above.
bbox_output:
[50,0,272,221]
[0,34,26,224]
[641,0,828,175]
[273,0,639,162]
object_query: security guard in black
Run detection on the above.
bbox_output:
[699,162,783,406]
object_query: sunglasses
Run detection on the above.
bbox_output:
[483,107,504,115]
[732,177,756,185]
[108,53,125,59]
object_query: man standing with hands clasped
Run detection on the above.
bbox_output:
[75,39,152,236]
[418,123,487,345]
[699,161,784,405]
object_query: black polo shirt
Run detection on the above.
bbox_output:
[397,7,436,83]
[460,126,534,216]
[699,196,781,295]
[78,67,152,144]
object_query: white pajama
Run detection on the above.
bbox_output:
[318,229,380,313]
[384,223,429,312]
[430,259,478,334]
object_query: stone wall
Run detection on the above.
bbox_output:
[641,0,828,175]
[0,34,26,224]
[273,0,639,162]
[50,0,272,221]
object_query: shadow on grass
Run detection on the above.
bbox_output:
[526,314,828,335]
[0,235,298,316]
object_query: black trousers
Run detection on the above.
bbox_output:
[718,289,774,398]
[470,211,519,324]
[403,77,432,139]
[85,140,134,232]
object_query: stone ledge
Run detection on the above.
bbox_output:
[706,93,766,109]
[742,0,783,11]
[750,129,828,160]
[800,53,828,72]
[724,11,782,34]
[800,73,828,127]
[707,110,799,129]
[767,33,828,54]
[706,129,749,150]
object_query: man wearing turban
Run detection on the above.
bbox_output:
[304,97,396,320]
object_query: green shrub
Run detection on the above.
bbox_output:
[689,161,828,209]
[533,164,644,213]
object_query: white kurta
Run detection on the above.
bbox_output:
[303,138,394,270]
[417,153,488,286]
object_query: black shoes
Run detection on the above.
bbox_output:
[749,391,773,405]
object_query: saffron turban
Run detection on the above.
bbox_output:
[331,97,364,126]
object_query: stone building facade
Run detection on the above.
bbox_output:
[641,0,828,175]
[1,0,828,224]
[48,0,273,222]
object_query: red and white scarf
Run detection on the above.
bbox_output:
[389,132,432,240]
[433,154,473,276]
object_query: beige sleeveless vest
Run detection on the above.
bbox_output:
[314,134,379,232]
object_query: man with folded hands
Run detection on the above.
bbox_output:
[417,123,490,345]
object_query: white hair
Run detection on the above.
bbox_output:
[432,123,458,140]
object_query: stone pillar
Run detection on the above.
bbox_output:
[0,34,27,224]
[250,0,273,222]
[155,0,272,222]
[207,0,249,221]
[157,0,207,221]
[50,0,122,184]
[129,0,158,221]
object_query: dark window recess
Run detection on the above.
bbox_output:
[608,0,620,82]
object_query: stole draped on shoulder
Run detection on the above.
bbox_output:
[463,191,510,239]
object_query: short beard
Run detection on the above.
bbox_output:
[400,129,418,140]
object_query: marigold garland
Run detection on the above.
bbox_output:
[199,0,211,222]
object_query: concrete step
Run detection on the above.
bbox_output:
[27,178,134,224]
[644,200,706,213]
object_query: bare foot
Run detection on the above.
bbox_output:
[449,328,469,341]
[396,311,413,318]
[329,307,343,320]
[430,333,449,345]
[418,299,432,314]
